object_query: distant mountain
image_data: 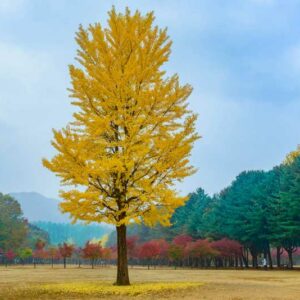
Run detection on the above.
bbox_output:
[9,192,71,223]
[9,192,112,246]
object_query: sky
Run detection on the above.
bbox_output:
[0,0,300,199]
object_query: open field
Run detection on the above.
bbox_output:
[0,266,299,299]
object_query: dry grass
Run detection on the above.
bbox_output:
[0,265,299,299]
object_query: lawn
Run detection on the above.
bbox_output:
[0,266,299,299]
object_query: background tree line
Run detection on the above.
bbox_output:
[108,146,300,268]
[1,147,299,269]
[33,221,110,246]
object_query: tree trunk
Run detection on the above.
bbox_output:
[115,224,130,285]
[63,257,66,269]
[251,253,258,268]
[287,250,293,269]
[239,257,244,268]
[249,247,259,268]
[234,256,238,268]
[276,247,281,268]
[266,243,273,269]
[242,248,249,268]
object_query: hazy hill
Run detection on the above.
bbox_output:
[9,192,112,246]
[10,192,70,223]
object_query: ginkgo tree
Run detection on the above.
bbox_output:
[43,7,199,285]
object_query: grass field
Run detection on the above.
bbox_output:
[0,265,299,299]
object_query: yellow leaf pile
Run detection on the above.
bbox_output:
[34,281,203,297]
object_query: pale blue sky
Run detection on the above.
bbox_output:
[0,0,300,198]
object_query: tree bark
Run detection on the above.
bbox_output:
[242,248,249,268]
[251,251,258,268]
[267,245,273,269]
[276,247,281,268]
[283,245,296,269]
[287,250,293,269]
[115,224,130,285]
[239,257,244,268]
[249,246,260,268]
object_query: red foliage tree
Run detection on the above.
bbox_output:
[5,249,16,264]
[109,245,118,260]
[173,235,193,247]
[138,240,161,269]
[59,243,74,269]
[184,239,218,267]
[192,239,217,257]
[155,239,169,260]
[48,246,61,268]
[211,238,242,257]
[82,242,102,269]
[102,247,112,264]
[127,236,139,260]
[33,239,47,267]
[211,238,242,267]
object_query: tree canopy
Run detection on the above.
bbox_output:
[0,193,27,251]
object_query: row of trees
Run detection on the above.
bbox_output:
[209,151,298,268]
[129,235,300,268]
[125,235,243,269]
[3,235,298,270]
[107,147,300,269]
[172,147,300,269]
[4,148,297,271]
[0,236,242,269]
[0,239,107,269]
